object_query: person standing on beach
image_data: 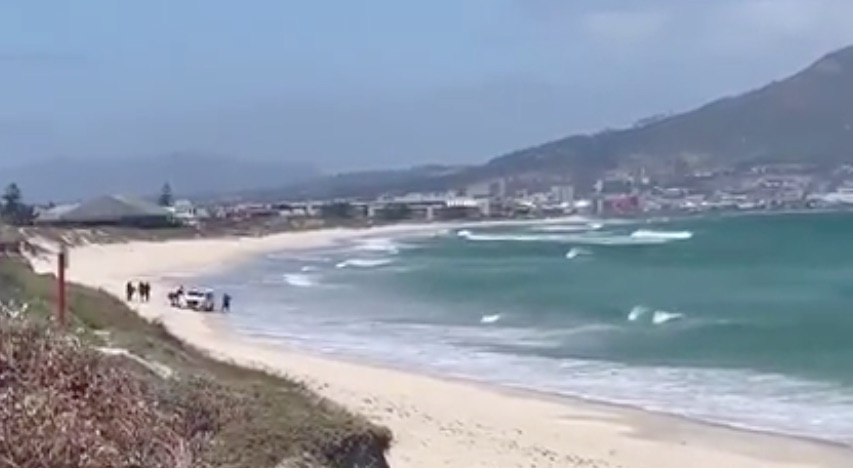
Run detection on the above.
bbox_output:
[126,281,136,302]
[221,293,231,312]
[137,281,146,302]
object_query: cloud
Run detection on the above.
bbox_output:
[701,0,853,55]
[578,9,670,46]
[513,0,853,57]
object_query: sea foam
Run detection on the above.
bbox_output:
[355,237,401,254]
[630,229,693,240]
[480,314,502,324]
[282,273,317,288]
[534,223,604,232]
[565,247,591,260]
[457,228,690,246]
[335,258,394,269]
[628,305,685,325]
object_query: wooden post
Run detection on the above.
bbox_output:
[57,247,67,326]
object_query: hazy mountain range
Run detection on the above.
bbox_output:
[271,44,853,199]
[9,44,853,203]
[1,153,319,203]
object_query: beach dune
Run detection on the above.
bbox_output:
[27,226,853,468]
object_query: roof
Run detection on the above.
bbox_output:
[38,195,171,223]
[36,203,80,222]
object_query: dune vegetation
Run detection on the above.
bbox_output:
[0,258,391,468]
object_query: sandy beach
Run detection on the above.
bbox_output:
[28,226,853,468]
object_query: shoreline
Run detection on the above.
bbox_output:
[243,330,853,453]
[28,223,853,467]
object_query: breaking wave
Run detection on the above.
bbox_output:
[335,258,394,269]
[480,314,502,324]
[533,223,604,233]
[565,247,591,260]
[457,228,692,246]
[628,305,685,325]
[354,238,402,254]
[282,273,317,288]
[630,229,693,241]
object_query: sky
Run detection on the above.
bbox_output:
[3,0,853,173]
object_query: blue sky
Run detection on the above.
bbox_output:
[3,0,853,172]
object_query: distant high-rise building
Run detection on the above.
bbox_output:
[550,185,574,203]
[488,178,507,199]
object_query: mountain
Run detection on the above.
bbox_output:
[1,153,319,203]
[476,45,853,189]
[270,45,853,200]
[240,165,470,202]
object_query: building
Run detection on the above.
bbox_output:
[549,185,574,204]
[168,199,209,225]
[35,195,175,227]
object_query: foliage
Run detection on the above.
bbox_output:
[1,182,34,225]
[158,182,174,207]
[0,318,212,468]
[0,260,392,467]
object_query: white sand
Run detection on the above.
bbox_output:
[28,226,853,468]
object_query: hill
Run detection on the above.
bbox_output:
[268,44,853,200]
[1,153,319,203]
[477,45,853,189]
[242,165,471,202]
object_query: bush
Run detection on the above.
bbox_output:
[0,318,211,467]
[0,259,392,467]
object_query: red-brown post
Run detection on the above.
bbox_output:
[57,248,67,326]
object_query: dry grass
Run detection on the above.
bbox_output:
[0,258,392,468]
[0,318,213,467]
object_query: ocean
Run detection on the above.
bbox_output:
[202,212,853,445]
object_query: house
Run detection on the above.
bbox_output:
[35,195,175,228]
[167,199,209,225]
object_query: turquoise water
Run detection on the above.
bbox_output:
[206,213,853,444]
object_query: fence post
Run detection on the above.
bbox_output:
[57,246,67,326]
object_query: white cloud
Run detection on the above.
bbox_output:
[703,0,853,55]
[517,0,853,57]
[578,9,670,46]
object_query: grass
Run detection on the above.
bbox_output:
[0,258,392,468]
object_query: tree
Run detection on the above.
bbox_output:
[2,183,22,215]
[1,183,34,225]
[158,182,174,207]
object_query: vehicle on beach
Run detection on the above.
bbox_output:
[180,287,215,312]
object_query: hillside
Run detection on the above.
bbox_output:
[1,153,319,203]
[478,45,853,187]
[0,258,391,467]
[269,45,853,200]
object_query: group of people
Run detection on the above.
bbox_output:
[125,281,152,302]
[126,280,232,312]
[166,284,232,313]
